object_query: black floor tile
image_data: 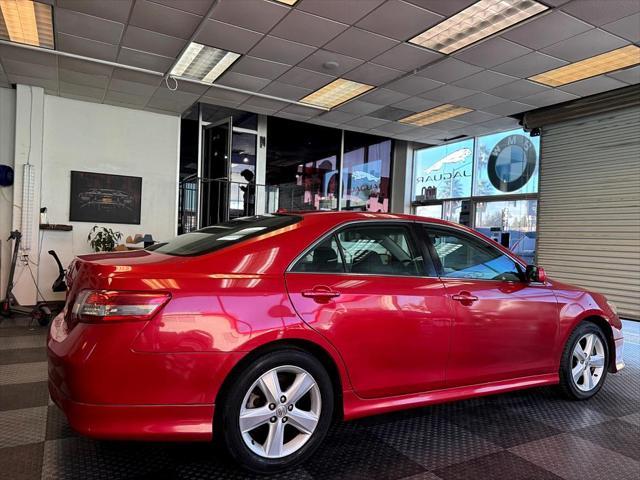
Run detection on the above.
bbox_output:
[0,347,47,365]
[0,442,44,480]
[435,451,562,480]
[575,419,640,461]
[0,326,47,337]
[46,405,78,441]
[0,382,49,411]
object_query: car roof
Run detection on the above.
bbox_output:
[281,210,453,227]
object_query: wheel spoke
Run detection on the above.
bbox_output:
[264,420,285,457]
[239,406,273,433]
[584,334,595,357]
[590,354,605,368]
[583,369,594,390]
[572,363,585,383]
[574,346,587,362]
[258,370,282,405]
[285,372,316,405]
[287,408,319,435]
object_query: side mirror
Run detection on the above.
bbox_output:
[526,265,547,283]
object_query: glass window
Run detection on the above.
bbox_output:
[291,235,344,273]
[426,228,522,281]
[337,225,422,276]
[229,131,257,218]
[474,128,539,196]
[153,215,300,256]
[341,132,393,212]
[416,204,443,219]
[413,138,473,201]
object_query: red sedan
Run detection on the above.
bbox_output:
[48,212,625,473]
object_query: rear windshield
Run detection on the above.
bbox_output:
[151,215,301,256]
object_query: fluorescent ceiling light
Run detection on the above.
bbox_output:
[274,0,298,5]
[0,0,54,49]
[410,0,547,54]
[300,79,374,109]
[399,104,473,126]
[170,42,240,84]
[529,45,640,87]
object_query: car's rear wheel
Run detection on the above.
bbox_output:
[220,349,333,473]
[558,322,609,400]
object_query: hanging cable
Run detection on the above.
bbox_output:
[165,75,179,91]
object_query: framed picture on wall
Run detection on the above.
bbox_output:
[69,171,142,224]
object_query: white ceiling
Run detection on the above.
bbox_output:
[0,0,638,144]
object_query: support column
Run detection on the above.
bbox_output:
[390,140,414,214]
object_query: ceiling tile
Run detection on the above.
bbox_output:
[241,96,290,112]
[541,29,629,62]
[196,19,263,53]
[453,70,518,90]
[270,10,348,47]
[358,88,410,105]
[478,117,521,131]
[482,101,534,116]
[416,58,483,83]
[453,38,531,69]
[298,50,364,76]
[519,89,579,107]
[60,91,102,104]
[260,81,312,101]
[216,72,271,91]
[606,66,640,84]
[426,118,467,131]
[343,62,403,86]
[249,36,315,65]
[317,110,359,124]
[211,0,289,33]
[1,58,56,79]
[59,69,110,89]
[276,67,334,89]
[493,52,568,78]
[117,48,174,73]
[385,75,443,95]
[501,11,592,50]
[334,99,381,115]
[372,43,442,72]
[56,32,118,61]
[59,81,105,100]
[454,110,500,124]
[104,90,151,107]
[230,56,291,80]
[369,106,414,120]
[58,57,113,77]
[558,75,629,97]
[391,96,438,112]
[297,0,385,24]
[420,84,477,102]
[374,122,417,134]
[486,79,549,100]
[324,27,398,61]
[560,0,640,26]
[344,115,390,129]
[356,0,443,41]
[111,68,163,85]
[148,88,201,112]
[201,87,251,106]
[121,26,186,58]
[274,111,315,122]
[5,74,58,92]
[0,44,56,66]
[173,80,209,95]
[149,0,214,16]
[402,0,476,16]
[55,8,125,45]
[278,104,321,118]
[57,0,133,23]
[108,78,160,97]
[130,0,201,39]
[456,92,507,109]
[601,13,640,43]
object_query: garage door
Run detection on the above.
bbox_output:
[537,106,640,320]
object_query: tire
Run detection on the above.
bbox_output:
[220,349,334,473]
[558,322,609,400]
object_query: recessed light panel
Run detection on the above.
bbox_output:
[300,79,374,109]
[410,0,547,54]
[0,0,54,49]
[274,0,298,5]
[170,42,240,84]
[399,104,473,126]
[529,45,640,87]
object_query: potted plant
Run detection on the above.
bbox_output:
[87,226,123,252]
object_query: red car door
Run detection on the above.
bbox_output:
[421,225,559,387]
[285,222,453,399]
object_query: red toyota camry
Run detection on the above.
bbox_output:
[48,212,625,473]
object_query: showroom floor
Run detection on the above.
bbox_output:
[1,317,638,480]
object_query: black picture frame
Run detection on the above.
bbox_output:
[69,171,142,224]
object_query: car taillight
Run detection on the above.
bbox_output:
[71,290,170,323]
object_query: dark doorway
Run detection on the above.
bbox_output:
[201,119,231,226]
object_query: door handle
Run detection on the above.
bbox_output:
[452,292,479,303]
[301,287,340,302]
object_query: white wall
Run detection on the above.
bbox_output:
[35,96,180,301]
[0,87,16,297]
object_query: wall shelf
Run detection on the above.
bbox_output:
[40,224,73,231]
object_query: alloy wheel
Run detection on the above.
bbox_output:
[239,365,321,459]
[571,333,606,392]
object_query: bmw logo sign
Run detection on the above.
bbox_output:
[487,135,537,192]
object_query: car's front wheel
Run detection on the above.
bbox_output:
[220,349,334,473]
[558,321,609,400]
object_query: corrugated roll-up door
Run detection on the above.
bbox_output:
[537,106,640,320]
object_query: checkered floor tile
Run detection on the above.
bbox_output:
[1,317,638,480]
